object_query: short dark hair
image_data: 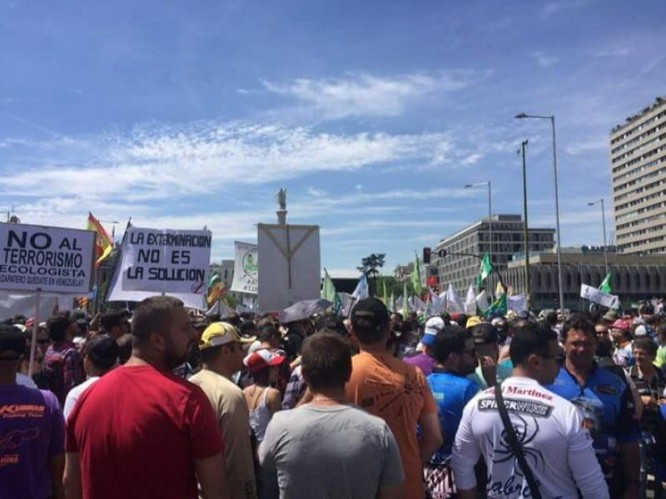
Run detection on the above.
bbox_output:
[116,334,132,364]
[131,296,184,341]
[100,311,126,332]
[301,333,352,391]
[240,321,257,337]
[47,312,72,342]
[199,345,223,364]
[84,334,119,370]
[314,314,348,337]
[471,323,497,345]
[257,324,279,343]
[510,322,557,366]
[562,312,595,342]
[432,325,469,364]
[633,336,658,356]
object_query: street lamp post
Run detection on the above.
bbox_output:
[515,112,565,312]
[588,198,609,275]
[464,181,492,264]
[520,140,531,308]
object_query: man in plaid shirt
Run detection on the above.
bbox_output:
[43,312,86,406]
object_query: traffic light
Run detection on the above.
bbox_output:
[423,247,431,264]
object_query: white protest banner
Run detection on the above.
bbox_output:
[106,227,211,309]
[258,224,320,311]
[0,223,95,294]
[230,242,258,294]
[580,284,619,309]
[508,294,527,312]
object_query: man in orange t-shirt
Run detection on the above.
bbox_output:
[346,298,442,499]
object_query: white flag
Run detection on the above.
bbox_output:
[476,290,489,312]
[430,289,445,315]
[508,294,527,312]
[464,285,477,315]
[445,284,464,313]
[351,274,369,301]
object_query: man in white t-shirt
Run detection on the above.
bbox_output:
[451,322,608,499]
[63,334,118,419]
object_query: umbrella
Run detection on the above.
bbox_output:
[278,298,333,323]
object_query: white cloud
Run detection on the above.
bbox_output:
[540,0,592,18]
[262,71,490,120]
[532,52,559,68]
[0,122,455,202]
[565,136,608,155]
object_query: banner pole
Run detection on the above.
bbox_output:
[28,288,41,378]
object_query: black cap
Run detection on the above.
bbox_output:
[351,298,389,332]
[85,334,119,370]
[0,324,26,357]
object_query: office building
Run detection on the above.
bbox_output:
[432,214,555,295]
[611,96,666,254]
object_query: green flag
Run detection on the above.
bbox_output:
[485,292,507,318]
[411,252,423,296]
[599,273,612,294]
[322,268,342,313]
[476,252,493,288]
[381,278,389,305]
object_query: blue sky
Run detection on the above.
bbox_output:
[1,0,665,276]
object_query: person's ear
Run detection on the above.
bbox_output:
[150,332,166,353]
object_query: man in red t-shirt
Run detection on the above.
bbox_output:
[64,296,229,499]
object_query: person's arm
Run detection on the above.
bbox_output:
[49,454,65,499]
[417,411,442,465]
[417,373,443,465]
[377,484,407,499]
[266,388,282,415]
[566,408,609,498]
[195,452,230,499]
[377,424,406,499]
[619,441,640,499]
[63,452,82,499]
[451,403,480,495]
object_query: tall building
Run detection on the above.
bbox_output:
[611,96,666,254]
[433,214,555,295]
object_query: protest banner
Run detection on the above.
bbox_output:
[230,241,258,294]
[580,283,619,309]
[0,223,96,294]
[257,224,320,311]
[106,227,212,310]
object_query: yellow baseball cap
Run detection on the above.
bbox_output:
[199,322,250,350]
[465,316,483,329]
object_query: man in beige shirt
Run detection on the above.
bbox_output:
[190,322,257,499]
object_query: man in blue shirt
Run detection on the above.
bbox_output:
[426,324,479,497]
[545,313,641,498]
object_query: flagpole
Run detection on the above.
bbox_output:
[28,289,41,378]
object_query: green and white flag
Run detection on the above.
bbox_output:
[411,252,423,296]
[322,268,342,313]
[401,282,410,317]
[476,252,493,288]
[599,273,612,294]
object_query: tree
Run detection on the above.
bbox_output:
[357,253,386,297]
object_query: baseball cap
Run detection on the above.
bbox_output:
[422,317,445,347]
[0,325,26,358]
[634,325,648,337]
[85,334,119,370]
[351,298,389,332]
[243,349,286,373]
[611,318,633,333]
[200,322,252,350]
[603,310,619,323]
[466,316,483,329]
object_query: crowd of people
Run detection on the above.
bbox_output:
[2,295,666,498]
